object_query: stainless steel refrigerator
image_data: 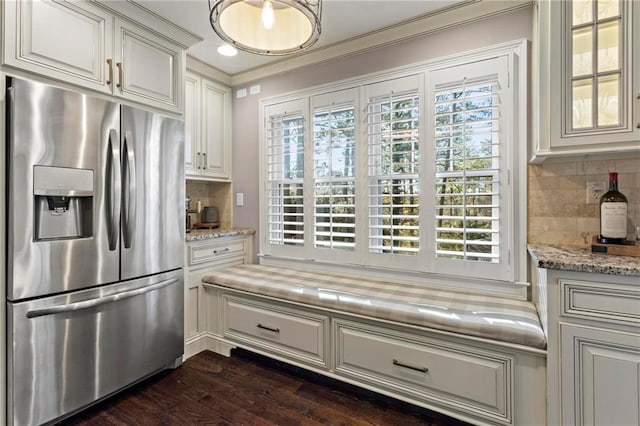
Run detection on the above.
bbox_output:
[6,77,185,426]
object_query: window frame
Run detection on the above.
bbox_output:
[259,40,528,299]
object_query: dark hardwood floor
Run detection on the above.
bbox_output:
[62,349,470,425]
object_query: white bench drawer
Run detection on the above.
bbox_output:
[335,321,512,422]
[223,296,328,367]
[561,279,640,325]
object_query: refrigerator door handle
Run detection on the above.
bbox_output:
[122,132,137,249]
[25,277,179,318]
[106,129,121,251]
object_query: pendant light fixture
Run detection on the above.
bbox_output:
[209,0,322,56]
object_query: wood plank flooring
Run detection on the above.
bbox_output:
[62,349,469,425]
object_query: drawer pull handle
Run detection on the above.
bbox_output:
[257,323,280,333]
[212,248,230,254]
[393,359,428,373]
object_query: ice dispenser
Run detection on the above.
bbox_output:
[33,165,94,240]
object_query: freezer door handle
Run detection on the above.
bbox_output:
[122,132,137,249]
[106,129,121,251]
[25,277,179,318]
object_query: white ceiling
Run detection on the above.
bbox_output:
[137,0,466,76]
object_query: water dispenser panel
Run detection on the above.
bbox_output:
[33,166,94,240]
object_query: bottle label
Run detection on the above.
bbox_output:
[601,202,628,239]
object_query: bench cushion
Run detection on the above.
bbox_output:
[202,264,546,350]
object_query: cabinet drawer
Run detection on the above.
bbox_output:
[224,296,328,367]
[188,240,245,266]
[561,279,640,325]
[335,322,511,421]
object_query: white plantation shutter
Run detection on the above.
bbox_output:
[313,103,356,251]
[434,80,500,261]
[364,75,422,269]
[427,56,512,281]
[260,44,525,293]
[265,100,306,249]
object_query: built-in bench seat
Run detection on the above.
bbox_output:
[201,263,547,425]
[202,264,546,350]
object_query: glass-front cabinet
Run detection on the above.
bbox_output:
[533,0,639,161]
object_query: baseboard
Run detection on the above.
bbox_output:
[184,333,236,360]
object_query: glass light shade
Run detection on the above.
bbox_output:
[209,0,322,56]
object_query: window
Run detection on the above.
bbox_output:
[427,57,511,281]
[313,104,356,251]
[363,75,423,270]
[260,42,525,294]
[265,100,306,249]
[433,80,500,262]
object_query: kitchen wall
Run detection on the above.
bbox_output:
[232,6,534,252]
[529,156,640,247]
[186,180,233,229]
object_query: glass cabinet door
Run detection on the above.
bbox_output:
[538,0,640,154]
[567,0,624,133]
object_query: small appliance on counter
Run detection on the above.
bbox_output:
[193,206,220,229]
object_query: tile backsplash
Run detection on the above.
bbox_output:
[528,156,640,247]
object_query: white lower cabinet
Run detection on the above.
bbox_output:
[560,324,640,426]
[541,270,640,426]
[184,234,253,359]
[335,320,510,423]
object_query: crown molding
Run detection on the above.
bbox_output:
[96,0,202,48]
[187,55,232,86]
[229,0,532,87]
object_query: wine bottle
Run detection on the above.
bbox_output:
[599,172,628,244]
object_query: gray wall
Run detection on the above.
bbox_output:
[231,6,533,258]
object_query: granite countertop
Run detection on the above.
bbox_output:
[185,227,255,242]
[528,244,640,277]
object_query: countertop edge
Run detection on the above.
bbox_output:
[528,244,640,277]
[185,228,256,242]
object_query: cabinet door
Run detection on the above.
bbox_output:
[561,324,640,426]
[201,79,232,180]
[185,73,201,177]
[113,18,182,113]
[3,0,112,94]
[540,0,640,155]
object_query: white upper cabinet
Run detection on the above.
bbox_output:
[2,0,201,113]
[184,73,201,176]
[185,71,232,181]
[2,0,113,94]
[113,18,182,111]
[534,0,640,161]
